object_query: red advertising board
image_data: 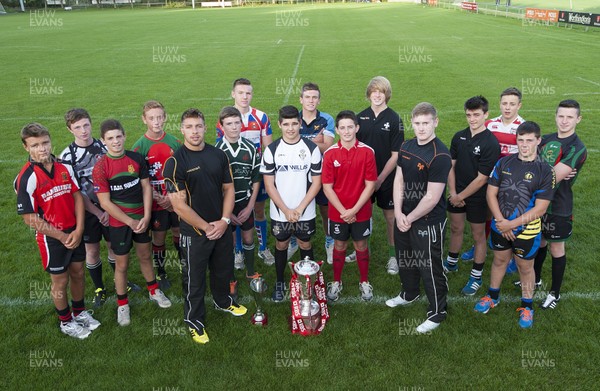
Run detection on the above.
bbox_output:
[461,2,477,12]
[525,8,559,22]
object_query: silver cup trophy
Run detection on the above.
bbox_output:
[289,257,329,335]
[249,276,268,326]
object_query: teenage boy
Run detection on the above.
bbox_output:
[385,103,452,334]
[164,108,247,345]
[215,106,261,281]
[133,100,182,291]
[474,121,555,328]
[59,108,125,308]
[93,119,172,327]
[216,78,274,266]
[445,96,500,296]
[16,123,100,339]
[532,100,587,309]
[355,76,404,274]
[462,87,525,275]
[288,82,336,263]
[260,105,322,302]
[322,110,377,301]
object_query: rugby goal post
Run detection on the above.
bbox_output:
[0,1,7,14]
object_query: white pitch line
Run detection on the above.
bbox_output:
[562,92,600,96]
[4,291,599,307]
[283,44,305,105]
[575,77,600,87]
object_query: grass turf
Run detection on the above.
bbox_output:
[2,3,600,390]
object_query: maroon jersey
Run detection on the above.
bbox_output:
[92,151,149,228]
[15,157,80,231]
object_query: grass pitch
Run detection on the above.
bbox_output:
[2,4,600,390]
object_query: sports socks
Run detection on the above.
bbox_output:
[521,297,533,309]
[274,248,287,283]
[108,257,116,271]
[470,262,484,280]
[57,306,72,323]
[299,247,314,262]
[71,299,85,317]
[235,226,243,253]
[153,243,167,276]
[86,259,105,290]
[255,219,268,252]
[146,280,159,295]
[357,249,370,283]
[533,245,548,283]
[332,249,345,282]
[550,255,567,296]
[243,242,255,275]
[117,294,128,307]
[488,287,500,301]
[446,252,459,266]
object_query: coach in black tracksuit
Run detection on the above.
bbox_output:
[163,108,246,343]
[385,103,452,334]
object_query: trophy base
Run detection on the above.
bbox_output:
[251,313,268,326]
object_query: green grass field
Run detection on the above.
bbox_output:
[2,4,600,390]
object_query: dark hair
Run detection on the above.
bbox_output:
[232,78,252,89]
[180,108,205,124]
[100,119,124,139]
[278,105,300,122]
[301,82,320,97]
[21,122,50,145]
[335,110,358,127]
[516,121,541,138]
[219,106,242,125]
[557,99,580,116]
[464,95,489,113]
[411,102,437,119]
[500,87,522,101]
[64,108,91,129]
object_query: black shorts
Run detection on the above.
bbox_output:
[371,185,394,210]
[447,196,487,224]
[329,219,372,242]
[271,219,316,242]
[151,209,179,232]
[83,211,110,244]
[36,229,85,274]
[109,225,152,256]
[489,230,541,260]
[542,214,573,242]
[231,201,254,231]
[256,180,269,203]
[315,188,329,206]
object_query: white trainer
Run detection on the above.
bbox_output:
[416,319,440,334]
[387,256,399,275]
[259,248,275,266]
[385,293,420,308]
[345,251,356,263]
[359,281,373,301]
[234,251,245,270]
[73,310,101,331]
[327,281,343,301]
[60,320,91,339]
[117,304,130,327]
[325,241,334,265]
[150,289,172,308]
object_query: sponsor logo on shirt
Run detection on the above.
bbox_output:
[333,160,341,167]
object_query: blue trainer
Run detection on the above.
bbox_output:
[474,295,499,314]
[517,307,534,328]
[506,258,518,274]
[461,246,475,262]
[443,258,458,273]
[462,277,482,295]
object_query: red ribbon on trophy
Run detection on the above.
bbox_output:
[289,259,329,336]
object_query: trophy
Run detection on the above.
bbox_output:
[249,276,268,326]
[289,257,329,336]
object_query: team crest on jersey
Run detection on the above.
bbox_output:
[333,224,341,235]
[524,172,534,182]
[417,163,425,171]
[383,122,390,131]
[541,141,562,165]
[273,224,281,236]
[473,146,481,155]
[314,125,321,131]
[61,172,69,182]
[299,149,306,160]
[128,164,135,174]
